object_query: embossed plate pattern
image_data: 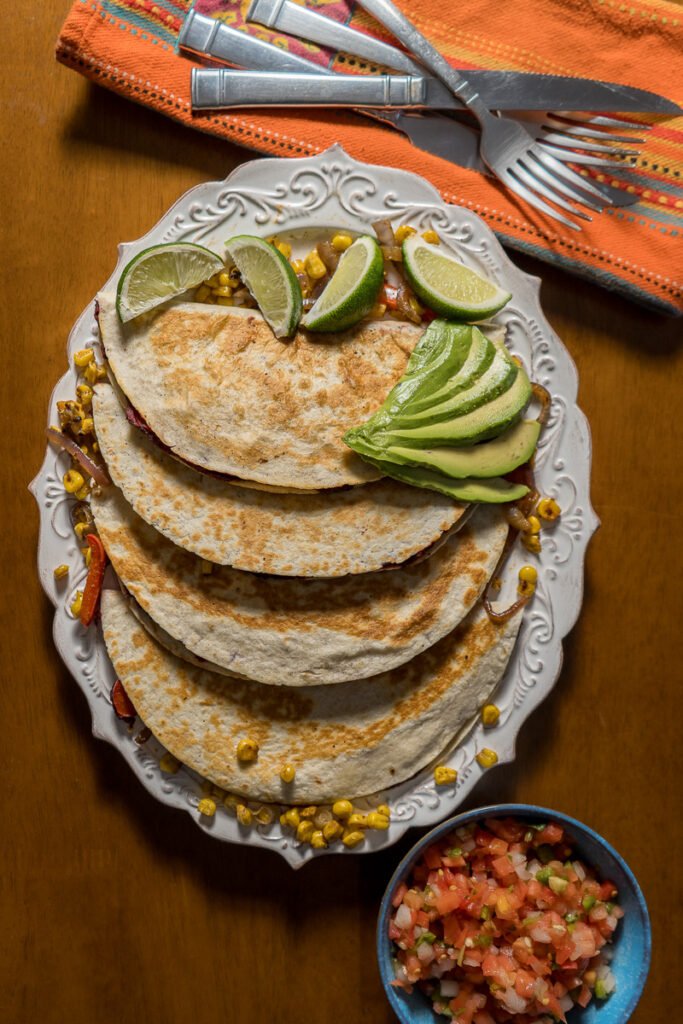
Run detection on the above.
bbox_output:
[30,146,599,868]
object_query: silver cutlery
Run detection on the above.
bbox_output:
[353,0,615,226]
[181,11,680,115]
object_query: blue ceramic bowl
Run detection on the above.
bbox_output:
[377,804,651,1024]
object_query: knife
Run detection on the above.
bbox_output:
[180,10,681,114]
[190,68,679,117]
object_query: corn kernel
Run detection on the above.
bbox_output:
[291,259,306,275]
[279,763,296,784]
[422,229,440,244]
[434,765,458,786]
[275,241,292,260]
[481,703,500,727]
[395,224,416,243]
[236,738,259,763]
[79,417,94,435]
[519,565,538,586]
[310,830,327,849]
[197,797,216,818]
[522,533,542,554]
[236,804,253,826]
[63,469,85,494]
[342,830,365,849]
[53,564,69,580]
[377,804,391,818]
[476,748,499,769]
[84,362,98,386]
[366,812,390,830]
[159,752,180,774]
[76,384,94,407]
[332,799,353,819]
[305,251,327,280]
[331,233,353,252]
[279,812,289,828]
[255,805,275,826]
[195,284,212,302]
[74,348,94,368]
[347,813,369,829]
[296,820,315,843]
[367,302,387,319]
[283,807,300,829]
[526,515,541,535]
[216,296,234,307]
[207,273,223,288]
[218,272,232,287]
[300,806,318,820]
[74,485,90,502]
[212,284,233,297]
[537,497,561,522]
[74,522,90,541]
[82,546,92,568]
[322,820,344,843]
[70,590,83,617]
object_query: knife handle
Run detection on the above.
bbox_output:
[246,0,422,75]
[191,69,430,110]
[178,10,334,75]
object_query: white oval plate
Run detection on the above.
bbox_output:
[30,145,598,868]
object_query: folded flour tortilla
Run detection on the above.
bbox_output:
[97,293,422,490]
[91,485,508,686]
[101,588,522,804]
[92,383,469,576]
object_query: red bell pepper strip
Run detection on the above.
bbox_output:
[79,533,107,626]
[111,680,136,723]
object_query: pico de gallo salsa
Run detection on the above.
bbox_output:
[389,818,622,1023]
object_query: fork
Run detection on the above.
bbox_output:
[355,0,623,228]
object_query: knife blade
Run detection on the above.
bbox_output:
[181,10,681,114]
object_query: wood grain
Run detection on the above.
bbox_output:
[2,5,682,1022]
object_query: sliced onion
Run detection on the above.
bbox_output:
[532,381,552,426]
[381,244,403,262]
[372,219,396,247]
[46,427,110,486]
[316,240,340,273]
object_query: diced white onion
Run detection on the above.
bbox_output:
[417,943,434,963]
[501,988,528,1014]
[530,926,551,943]
[559,994,574,1013]
[395,904,412,930]
[573,861,586,881]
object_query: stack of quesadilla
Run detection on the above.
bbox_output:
[91,291,525,808]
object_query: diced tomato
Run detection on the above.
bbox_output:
[424,845,442,870]
[577,984,593,1007]
[599,880,619,901]
[391,883,407,908]
[380,283,399,309]
[534,823,564,845]
[404,889,423,910]
[492,855,514,879]
[415,910,430,928]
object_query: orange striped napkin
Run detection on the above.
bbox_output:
[56,0,683,313]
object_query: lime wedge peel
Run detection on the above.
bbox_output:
[116,243,225,323]
[402,235,512,321]
[224,235,302,339]
[301,235,384,333]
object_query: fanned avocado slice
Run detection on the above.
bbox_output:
[383,420,541,480]
[395,344,518,426]
[373,369,532,450]
[363,456,529,503]
[358,321,473,434]
[405,326,495,414]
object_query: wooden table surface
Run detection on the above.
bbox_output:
[3,5,682,1022]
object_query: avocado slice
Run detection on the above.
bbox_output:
[405,326,495,414]
[363,456,529,503]
[383,420,541,479]
[395,344,518,426]
[359,321,474,434]
[374,367,532,449]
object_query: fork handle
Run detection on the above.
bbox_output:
[356,0,491,118]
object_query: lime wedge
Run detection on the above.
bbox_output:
[402,235,511,320]
[224,235,302,338]
[301,235,384,333]
[116,243,224,323]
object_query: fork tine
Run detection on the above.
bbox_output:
[531,147,616,203]
[547,113,651,132]
[498,167,582,230]
[538,146,635,167]
[520,156,603,212]
[543,119,645,144]
[538,132,641,155]
[513,161,594,219]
